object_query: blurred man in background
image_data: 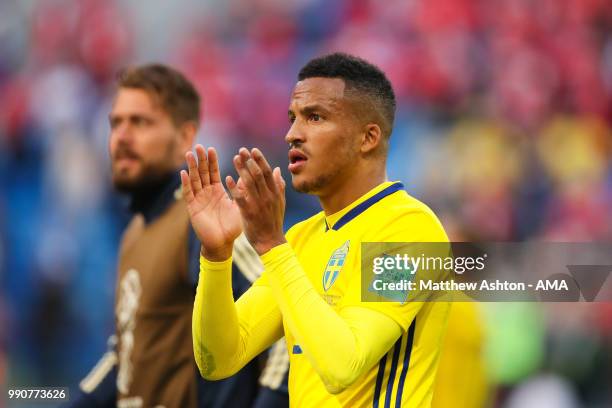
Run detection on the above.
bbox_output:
[67,64,285,407]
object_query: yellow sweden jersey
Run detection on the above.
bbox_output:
[259,181,450,407]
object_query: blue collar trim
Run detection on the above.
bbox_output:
[325,182,404,231]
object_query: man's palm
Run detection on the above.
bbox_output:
[181,146,242,256]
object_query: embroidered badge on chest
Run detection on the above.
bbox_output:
[322,240,350,291]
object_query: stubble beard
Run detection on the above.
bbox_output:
[112,163,172,194]
[112,138,178,194]
[293,167,341,195]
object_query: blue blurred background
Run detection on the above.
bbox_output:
[1,0,611,406]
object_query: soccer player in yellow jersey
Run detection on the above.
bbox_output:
[181,53,450,407]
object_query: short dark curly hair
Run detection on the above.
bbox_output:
[117,64,200,127]
[298,52,396,138]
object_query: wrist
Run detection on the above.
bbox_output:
[201,245,233,262]
[253,237,287,256]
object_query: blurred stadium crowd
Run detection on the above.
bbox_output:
[1,0,611,406]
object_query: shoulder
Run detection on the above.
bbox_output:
[371,191,448,243]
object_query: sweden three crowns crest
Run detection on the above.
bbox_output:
[323,241,350,291]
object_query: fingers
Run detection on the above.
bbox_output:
[231,147,283,209]
[186,151,202,194]
[245,158,266,193]
[233,148,260,198]
[226,175,247,207]
[195,145,210,186]
[187,144,224,190]
[180,170,194,204]
[273,167,285,193]
[251,148,277,194]
[273,167,286,209]
[208,147,221,184]
[238,147,251,162]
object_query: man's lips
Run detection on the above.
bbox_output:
[114,149,140,162]
[288,149,307,173]
[113,155,140,169]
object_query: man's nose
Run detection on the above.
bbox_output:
[285,122,305,147]
[113,123,132,143]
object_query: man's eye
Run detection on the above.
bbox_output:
[309,113,321,122]
[133,117,152,126]
[289,116,296,124]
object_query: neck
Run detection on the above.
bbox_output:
[128,171,177,216]
[318,165,387,215]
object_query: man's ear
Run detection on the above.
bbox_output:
[361,123,383,154]
[179,121,198,151]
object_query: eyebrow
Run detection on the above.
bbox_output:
[288,103,331,116]
[108,112,152,120]
[108,112,156,126]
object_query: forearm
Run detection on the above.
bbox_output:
[193,255,242,379]
[261,244,402,393]
[193,254,284,380]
